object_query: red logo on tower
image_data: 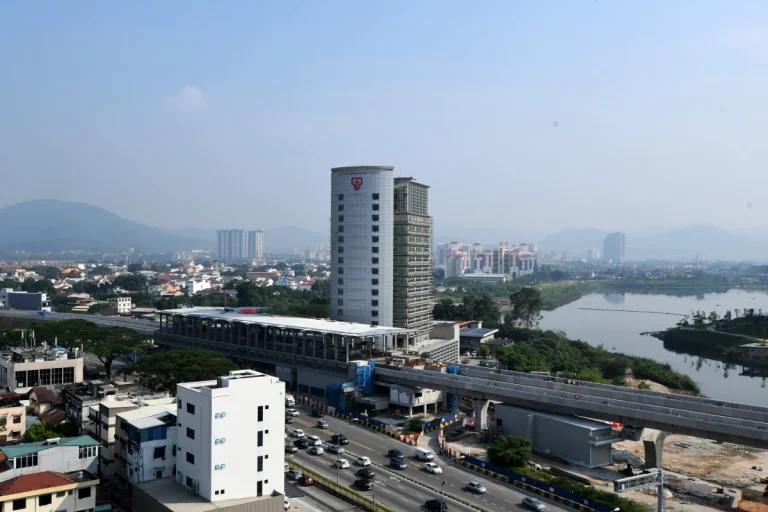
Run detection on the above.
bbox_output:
[351,177,363,191]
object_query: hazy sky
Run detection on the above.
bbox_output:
[2,1,768,237]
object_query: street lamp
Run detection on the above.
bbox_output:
[439,457,461,510]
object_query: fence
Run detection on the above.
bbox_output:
[286,459,392,512]
[453,454,618,512]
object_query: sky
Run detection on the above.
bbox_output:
[2,1,768,239]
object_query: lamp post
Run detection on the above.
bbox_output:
[439,457,460,510]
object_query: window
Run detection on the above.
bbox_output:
[178,400,182,409]
[372,193,379,200]
[186,403,195,415]
[156,470,163,479]
[55,493,65,498]
[372,236,379,243]
[372,247,379,254]
[372,215,379,221]
[372,204,379,211]
[338,225,344,233]
[371,321,379,326]
[186,452,195,464]
[154,446,166,459]
[371,279,378,285]
[78,488,91,500]
[186,477,193,488]
[38,495,51,506]
[372,268,379,275]
[338,267,343,274]
[79,447,97,459]
[372,300,378,306]
[338,194,344,201]
[372,257,379,264]
[338,246,344,254]
[220,490,225,495]
[372,290,379,296]
[337,299,343,306]
[372,225,379,232]
[258,406,264,422]
[257,481,263,497]
[257,456,264,472]
[337,309,343,316]
[338,288,343,295]
[186,427,195,440]
[215,491,219,496]
[337,278,343,285]
[338,257,343,264]
[372,310,379,317]
[258,431,264,447]
[12,415,20,424]
[12,499,25,511]
[338,204,344,212]
[338,236,344,243]
[338,215,344,222]
[15,454,38,468]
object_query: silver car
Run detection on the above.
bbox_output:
[466,481,486,494]
[522,497,545,511]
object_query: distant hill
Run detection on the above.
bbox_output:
[537,225,768,261]
[0,200,210,254]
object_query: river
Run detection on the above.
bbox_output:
[538,289,768,406]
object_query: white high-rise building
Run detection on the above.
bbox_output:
[247,230,265,262]
[330,166,394,327]
[216,230,246,261]
[175,370,285,502]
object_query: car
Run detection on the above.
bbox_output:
[284,464,290,473]
[286,469,302,480]
[306,435,322,446]
[356,456,371,467]
[297,475,314,486]
[317,420,329,429]
[461,358,470,364]
[284,498,290,511]
[287,408,299,416]
[311,409,324,418]
[354,478,374,490]
[285,444,298,453]
[424,499,448,512]
[390,458,407,469]
[470,351,477,357]
[522,497,545,511]
[387,448,404,459]
[293,438,309,449]
[479,360,490,367]
[466,481,486,494]
[332,434,349,445]
[335,458,350,469]
[309,446,324,455]
[356,467,375,479]
[285,416,294,424]
[327,444,345,454]
[424,462,442,474]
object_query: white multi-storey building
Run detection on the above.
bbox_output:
[117,402,178,483]
[175,370,285,502]
[331,166,394,327]
[108,296,132,314]
[247,230,265,262]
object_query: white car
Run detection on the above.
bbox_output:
[522,497,545,511]
[284,498,290,510]
[356,456,371,466]
[309,446,324,455]
[287,408,300,417]
[424,462,442,474]
[335,458,350,469]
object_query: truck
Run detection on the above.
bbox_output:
[285,395,295,407]
[415,447,435,461]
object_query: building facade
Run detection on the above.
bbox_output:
[330,166,394,327]
[586,248,600,262]
[116,402,178,484]
[0,394,26,442]
[0,472,98,512]
[393,178,432,342]
[216,230,246,261]
[0,289,51,312]
[247,230,265,262]
[0,347,83,394]
[108,297,132,314]
[0,436,100,482]
[176,370,285,502]
[603,232,626,263]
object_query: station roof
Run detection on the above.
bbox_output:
[160,307,413,337]
[460,327,499,338]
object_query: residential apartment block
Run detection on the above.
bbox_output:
[108,297,132,314]
[0,393,26,442]
[116,403,178,484]
[0,347,83,394]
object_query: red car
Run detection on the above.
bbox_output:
[461,358,470,364]
[298,475,314,486]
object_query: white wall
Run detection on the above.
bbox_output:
[0,443,99,483]
[176,371,285,502]
[126,428,177,483]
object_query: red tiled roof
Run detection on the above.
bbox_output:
[40,409,67,425]
[30,387,63,406]
[0,472,72,496]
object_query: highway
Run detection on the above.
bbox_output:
[0,310,158,334]
[288,404,571,512]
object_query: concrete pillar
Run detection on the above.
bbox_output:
[473,399,490,431]
[409,406,413,417]
[424,403,428,415]
[642,430,669,469]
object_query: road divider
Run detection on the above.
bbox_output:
[286,459,392,512]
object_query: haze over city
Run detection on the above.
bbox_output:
[3,1,768,239]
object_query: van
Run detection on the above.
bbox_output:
[415,447,434,461]
[287,427,305,438]
[286,395,295,407]
[307,435,322,446]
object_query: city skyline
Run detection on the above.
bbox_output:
[4,3,768,236]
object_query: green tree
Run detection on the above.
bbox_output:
[311,279,330,297]
[487,436,531,468]
[91,265,111,275]
[112,274,147,291]
[508,288,543,329]
[478,344,491,359]
[127,263,143,273]
[25,421,78,442]
[237,281,260,307]
[21,278,55,295]
[119,350,240,395]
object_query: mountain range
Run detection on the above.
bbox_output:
[0,200,326,255]
[0,200,765,261]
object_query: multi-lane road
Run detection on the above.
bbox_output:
[0,310,158,334]
[286,404,571,512]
